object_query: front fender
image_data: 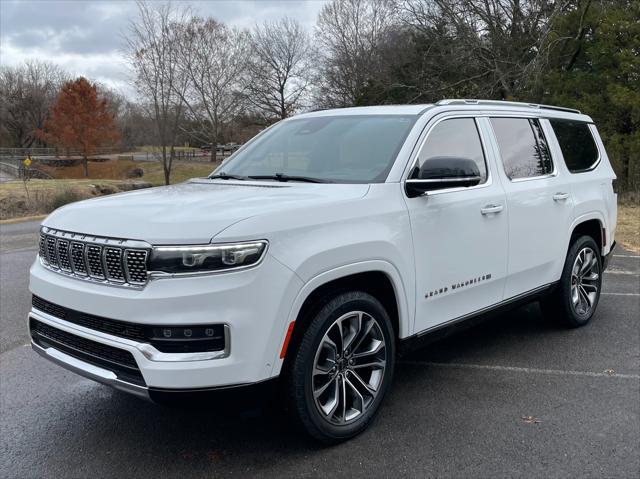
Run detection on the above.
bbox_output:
[269,259,413,377]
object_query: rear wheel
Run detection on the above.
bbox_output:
[540,235,602,327]
[285,291,395,443]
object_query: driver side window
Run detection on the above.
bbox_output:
[414,118,488,183]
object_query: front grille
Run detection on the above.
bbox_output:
[32,295,147,342]
[32,295,227,354]
[30,318,145,386]
[38,228,150,288]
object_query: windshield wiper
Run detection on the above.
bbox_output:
[247,173,332,183]
[209,172,247,180]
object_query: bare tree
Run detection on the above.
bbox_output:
[0,60,67,148]
[399,0,560,100]
[246,18,314,120]
[177,17,250,161]
[124,0,190,185]
[315,0,398,107]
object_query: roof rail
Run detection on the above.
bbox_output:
[435,99,581,115]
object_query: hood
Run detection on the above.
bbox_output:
[43,179,370,244]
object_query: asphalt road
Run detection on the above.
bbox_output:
[1,221,638,478]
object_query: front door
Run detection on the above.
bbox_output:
[405,116,509,334]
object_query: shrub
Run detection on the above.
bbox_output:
[50,189,82,210]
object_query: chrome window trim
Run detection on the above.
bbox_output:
[402,114,494,196]
[406,176,482,185]
[487,116,558,182]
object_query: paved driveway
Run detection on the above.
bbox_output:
[1,221,638,478]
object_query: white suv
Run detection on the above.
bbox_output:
[29,99,617,443]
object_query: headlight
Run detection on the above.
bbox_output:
[149,240,268,275]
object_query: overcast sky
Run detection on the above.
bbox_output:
[0,0,327,94]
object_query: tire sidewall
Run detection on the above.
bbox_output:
[292,291,396,443]
[559,236,602,326]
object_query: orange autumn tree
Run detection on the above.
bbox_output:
[40,77,119,177]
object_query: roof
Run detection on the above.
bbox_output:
[294,104,432,118]
[292,99,591,122]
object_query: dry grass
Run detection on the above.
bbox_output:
[617,194,639,253]
[0,180,146,220]
[35,158,215,184]
[0,159,216,220]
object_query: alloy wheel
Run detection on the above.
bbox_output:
[570,246,600,316]
[311,311,387,425]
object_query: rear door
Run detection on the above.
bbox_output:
[405,116,509,334]
[487,117,574,299]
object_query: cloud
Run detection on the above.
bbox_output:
[0,0,327,96]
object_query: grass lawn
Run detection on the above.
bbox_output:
[616,196,639,253]
[136,145,202,154]
[0,159,216,220]
[34,158,215,184]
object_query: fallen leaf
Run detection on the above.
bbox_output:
[521,415,541,424]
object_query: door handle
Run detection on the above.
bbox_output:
[553,192,570,201]
[481,204,504,215]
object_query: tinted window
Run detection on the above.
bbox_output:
[413,118,487,183]
[491,118,553,179]
[549,119,599,172]
[217,115,417,183]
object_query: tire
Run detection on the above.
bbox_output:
[540,235,602,328]
[284,291,396,444]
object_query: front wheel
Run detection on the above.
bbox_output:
[285,291,395,443]
[541,235,602,327]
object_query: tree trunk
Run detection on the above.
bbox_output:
[210,137,216,163]
[162,145,170,185]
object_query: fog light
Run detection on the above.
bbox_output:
[149,325,226,353]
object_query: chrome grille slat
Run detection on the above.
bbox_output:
[37,228,150,288]
[56,239,72,271]
[86,245,105,278]
[124,250,148,284]
[70,242,87,275]
[45,236,58,267]
[39,234,48,264]
[104,247,125,282]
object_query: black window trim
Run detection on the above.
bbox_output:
[403,114,493,196]
[548,119,601,174]
[488,116,558,183]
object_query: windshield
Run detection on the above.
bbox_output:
[213,115,418,183]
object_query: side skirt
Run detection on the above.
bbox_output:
[398,282,558,356]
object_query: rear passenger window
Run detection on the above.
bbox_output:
[549,119,599,172]
[490,118,553,179]
[414,118,487,183]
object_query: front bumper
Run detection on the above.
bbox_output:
[28,253,302,393]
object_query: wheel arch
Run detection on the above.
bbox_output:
[569,213,607,255]
[272,261,410,377]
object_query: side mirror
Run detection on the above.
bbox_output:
[405,156,482,198]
